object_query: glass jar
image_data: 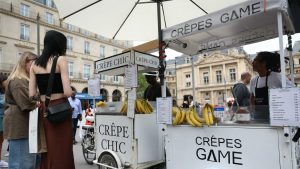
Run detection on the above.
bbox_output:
[236,107,251,123]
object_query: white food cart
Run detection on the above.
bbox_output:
[162,0,300,169]
[93,50,165,169]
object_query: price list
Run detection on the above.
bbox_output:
[124,65,138,89]
[269,88,300,127]
[156,97,172,124]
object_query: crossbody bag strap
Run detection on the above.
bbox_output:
[45,56,59,108]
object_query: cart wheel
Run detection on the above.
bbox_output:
[98,152,118,169]
[81,133,96,165]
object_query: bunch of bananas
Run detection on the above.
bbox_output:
[172,107,186,125]
[202,104,214,126]
[135,99,153,114]
[119,99,153,114]
[96,101,106,107]
[120,101,128,114]
[172,104,215,127]
[185,108,204,127]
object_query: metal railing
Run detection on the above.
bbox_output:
[0,63,15,72]
[69,72,124,84]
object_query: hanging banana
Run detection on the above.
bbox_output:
[172,107,181,125]
[178,108,186,124]
[189,109,203,127]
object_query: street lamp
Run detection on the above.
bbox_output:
[191,55,195,107]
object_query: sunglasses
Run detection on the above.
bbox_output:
[26,58,37,63]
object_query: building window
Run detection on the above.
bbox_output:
[100,74,105,81]
[113,48,118,55]
[20,24,29,41]
[113,76,119,82]
[45,12,54,24]
[186,82,191,87]
[203,72,209,84]
[83,30,90,36]
[66,36,73,51]
[68,61,74,78]
[229,68,236,82]
[66,24,75,31]
[84,41,90,54]
[46,0,52,7]
[298,58,300,64]
[186,74,190,79]
[216,70,222,83]
[124,41,129,48]
[205,92,210,100]
[83,64,91,79]
[20,4,29,17]
[186,57,191,64]
[100,45,105,58]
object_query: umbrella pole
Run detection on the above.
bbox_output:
[157,1,166,98]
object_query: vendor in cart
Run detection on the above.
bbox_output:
[250,52,293,121]
[143,71,171,101]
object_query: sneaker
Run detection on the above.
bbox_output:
[0,160,8,168]
[3,153,8,157]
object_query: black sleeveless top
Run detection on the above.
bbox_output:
[36,73,64,95]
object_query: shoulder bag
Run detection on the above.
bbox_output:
[45,56,72,123]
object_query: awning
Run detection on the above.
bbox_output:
[163,0,299,55]
[76,93,102,100]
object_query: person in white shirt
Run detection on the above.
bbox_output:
[250,52,292,121]
[188,95,194,108]
[68,92,82,144]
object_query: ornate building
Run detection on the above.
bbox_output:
[0,0,133,101]
[166,48,254,106]
[288,41,300,86]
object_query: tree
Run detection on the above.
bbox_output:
[137,73,148,99]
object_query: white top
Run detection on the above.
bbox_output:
[250,72,293,96]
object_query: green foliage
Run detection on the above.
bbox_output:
[137,73,148,99]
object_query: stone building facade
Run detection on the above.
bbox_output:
[0,0,133,101]
[166,48,254,106]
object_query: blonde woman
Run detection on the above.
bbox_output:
[29,30,74,169]
[4,52,39,169]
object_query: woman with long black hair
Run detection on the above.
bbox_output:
[29,30,74,169]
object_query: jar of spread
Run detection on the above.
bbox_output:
[236,107,251,123]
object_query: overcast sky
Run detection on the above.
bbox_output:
[134,33,300,60]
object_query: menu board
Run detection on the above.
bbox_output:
[125,65,138,89]
[269,88,300,127]
[156,97,172,124]
[88,78,100,96]
[127,89,136,119]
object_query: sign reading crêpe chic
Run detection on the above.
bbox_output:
[95,52,131,73]
[95,51,159,74]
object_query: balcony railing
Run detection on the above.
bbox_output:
[0,63,15,72]
[69,72,124,84]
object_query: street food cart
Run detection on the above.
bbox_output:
[93,50,165,169]
[161,0,300,168]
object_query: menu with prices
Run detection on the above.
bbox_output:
[125,65,138,89]
[156,97,172,124]
[88,78,100,96]
[127,89,136,119]
[269,88,300,127]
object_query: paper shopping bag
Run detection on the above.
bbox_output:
[29,108,39,153]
